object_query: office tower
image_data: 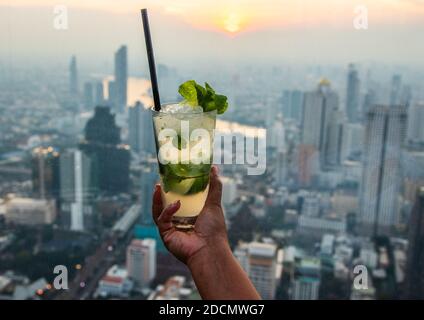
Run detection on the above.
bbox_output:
[126,239,156,287]
[129,101,156,155]
[94,81,104,106]
[275,151,287,187]
[31,146,60,199]
[4,196,56,226]
[341,123,364,161]
[140,165,158,225]
[297,145,319,187]
[291,258,321,300]
[407,103,424,144]
[281,90,304,123]
[234,242,277,299]
[345,64,360,123]
[69,55,78,97]
[80,106,130,194]
[301,194,320,217]
[390,74,402,105]
[60,149,97,231]
[301,78,339,167]
[114,45,128,112]
[362,89,376,116]
[359,105,407,235]
[268,116,286,153]
[324,110,344,167]
[108,81,116,108]
[83,82,94,109]
[403,187,424,299]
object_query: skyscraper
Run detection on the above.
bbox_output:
[323,110,344,167]
[31,146,60,199]
[93,81,105,106]
[83,82,94,109]
[126,239,156,287]
[407,103,424,144]
[69,55,78,97]
[403,187,424,299]
[301,78,339,167]
[60,149,97,231]
[345,64,360,123]
[114,45,128,112]
[234,242,278,299]
[140,165,159,225]
[359,105,407,235]
[281,90,304,123]
[80,106,130,194]
[129,101,156,155]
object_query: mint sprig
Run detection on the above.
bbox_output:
[178,80,228,114]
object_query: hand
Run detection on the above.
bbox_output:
[152,166,229,265]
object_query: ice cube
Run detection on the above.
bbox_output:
[161,103,203,114]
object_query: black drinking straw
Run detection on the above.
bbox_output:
[141,8,161,111]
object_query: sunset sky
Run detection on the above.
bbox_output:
[1,0,423,67]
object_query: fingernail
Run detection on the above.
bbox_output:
[171,200,180,209]
[212,166,219,175]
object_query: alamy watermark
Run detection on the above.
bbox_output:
[156,121,266,175]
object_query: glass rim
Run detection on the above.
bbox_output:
[150,103,217,115]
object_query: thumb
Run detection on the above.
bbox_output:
[205,166,222,207]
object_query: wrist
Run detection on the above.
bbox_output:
[187,236,231,270]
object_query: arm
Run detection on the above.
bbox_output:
[187,239,260,300]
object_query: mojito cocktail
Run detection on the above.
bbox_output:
[152,103,216,229]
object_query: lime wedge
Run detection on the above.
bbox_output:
[167,177,195,195]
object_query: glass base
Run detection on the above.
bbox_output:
[172,216,198,231]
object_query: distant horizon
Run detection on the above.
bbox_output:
[1,1,424,69]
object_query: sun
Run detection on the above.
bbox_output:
[223,12,242,33]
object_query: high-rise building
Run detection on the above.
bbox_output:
[60,149,97,231]
[114,45,128,112]
[362,89,376,117]
[93,81,105,106]
[291,258,321,300]
[323,110,344,167]
[221,176,238,206]
[83,82,94,109]
[345,64,360,123]
[69,55,78,97]
[234,242,277,299]
[126,239,156,287]
[341,123,364,161]
[301,78,339,167]
[297,145,319,187]
[31,146,60,199]
[359,105,407,235]
[129,101,156,155]
[281,90,304,123]
[403,187,424,299]
[80,106,130,194]
[407,103,424,144]
[140,165,159,225]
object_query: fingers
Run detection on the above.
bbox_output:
[157,200,181,232]
[205,165,223,207]
[152,184,163,224]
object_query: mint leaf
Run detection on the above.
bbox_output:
[178,80,229,115]
[215,94,228,114]
[178,80,198,106]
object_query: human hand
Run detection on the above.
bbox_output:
[152,165,229,265]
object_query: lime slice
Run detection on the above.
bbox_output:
[167,177,195,195]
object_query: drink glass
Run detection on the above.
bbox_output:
[151,104,216,230]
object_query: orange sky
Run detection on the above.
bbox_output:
[2,0,424,34]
